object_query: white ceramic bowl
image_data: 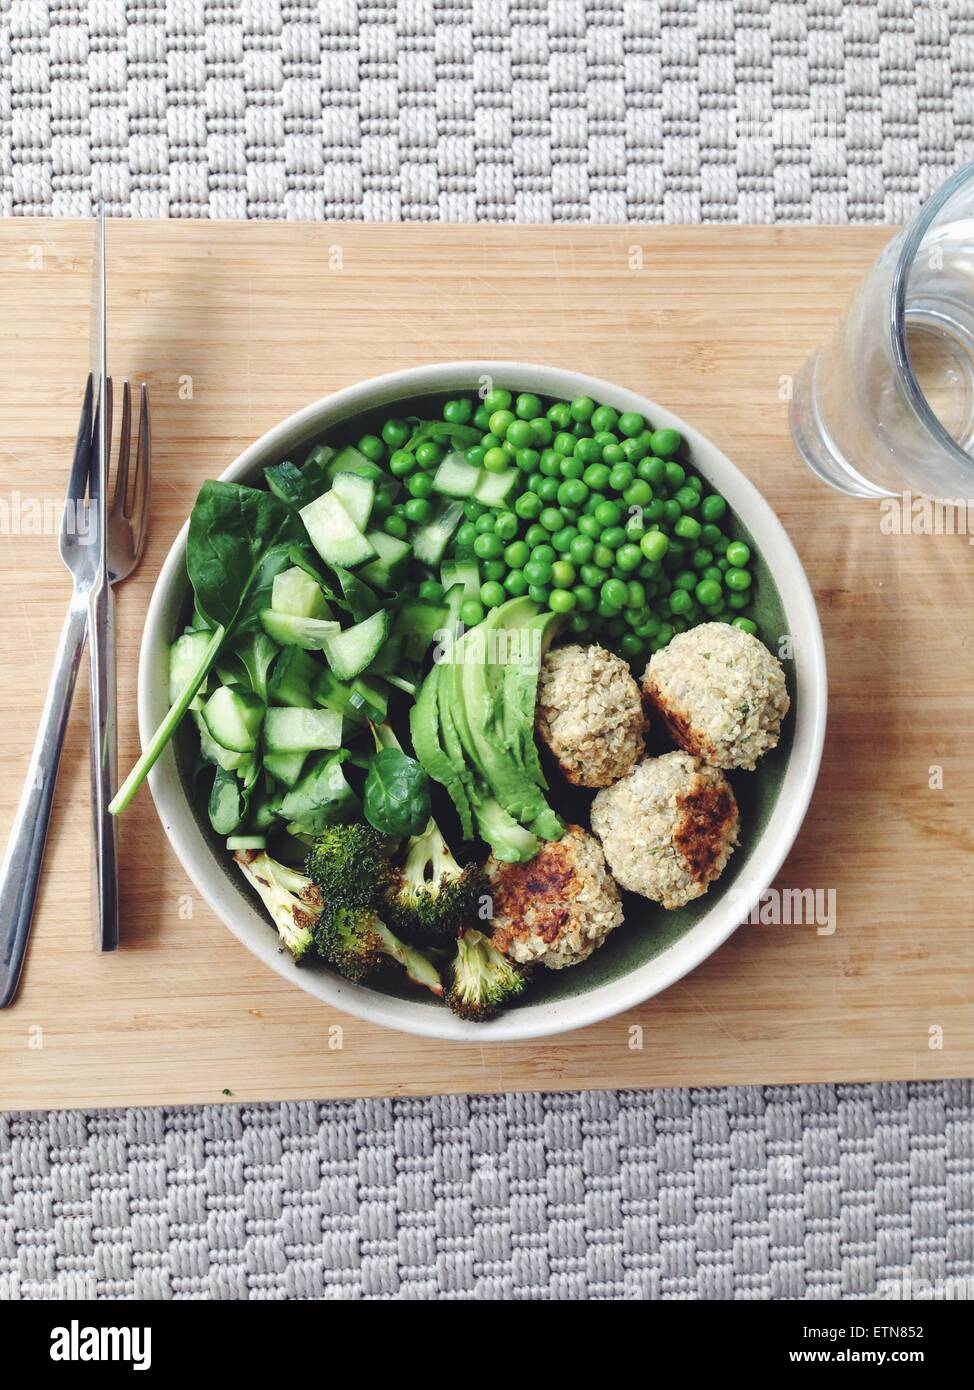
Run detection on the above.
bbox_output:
[140,362,827,1041]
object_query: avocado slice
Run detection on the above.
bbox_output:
[410,661,474,840]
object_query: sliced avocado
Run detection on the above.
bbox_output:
[410,662,474,841]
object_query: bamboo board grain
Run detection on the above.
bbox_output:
[0,219,971,1113]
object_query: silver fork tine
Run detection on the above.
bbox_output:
[129,383,150,545]
[110,380,131,516]
[62,373,94,524]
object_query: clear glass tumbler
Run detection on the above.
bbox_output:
[791,160,974,501]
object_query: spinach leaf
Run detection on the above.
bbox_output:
[363,746,431,838]
[278,751,361,834]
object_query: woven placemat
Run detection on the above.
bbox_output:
[1,0,972,1300]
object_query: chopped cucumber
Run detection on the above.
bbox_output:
[271,566,331,620]
[331,565,381,620]
[358,530,411,590]
[331,471,375,532]
[440,558,480,600]
[169,630,213,711]
[193,712,252,773]
[321,608,391,681]
[312,667,367,728]
[263,706,343,754]
[473,469,517,507]
[267,645,320,708]
[226,834,267,850]
[300,490,376,569]
[432,452,482,499]
[259,609,341,650]
[201,684,265,753]
[323,444,387,487]
[263,749,308,788]
[412,500,464,567]
[265,454,331,510]
[277,751,360,833]
[396,597,450,658]
[348,674,389,723]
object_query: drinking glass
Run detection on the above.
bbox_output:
[791,160,974,500]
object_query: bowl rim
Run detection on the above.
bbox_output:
[139,361,827,1043]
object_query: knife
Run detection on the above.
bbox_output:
[87,209,119,953]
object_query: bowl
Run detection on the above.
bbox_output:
[140,362,827,1041]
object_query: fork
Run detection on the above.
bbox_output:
[89,379,151,956]
[0,377,150,1007]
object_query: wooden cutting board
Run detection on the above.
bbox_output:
[0,219,971,1112]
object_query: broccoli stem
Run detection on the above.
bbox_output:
[375,919,442,995]
[403,817,458,891]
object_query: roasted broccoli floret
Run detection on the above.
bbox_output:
[233,850,323,961]
[385,817,486,944]
[305,822,391,910]
[316,905,442,996]
[444,928,531,1022]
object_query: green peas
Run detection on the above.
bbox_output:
[523,559,553,587]
[357,434,386,462]
[515,491,543,521]
[482,559,506,582]
[569,534,595,565]
[442,398,472,426]
[700,494,727,523]
[494,512,519,541]
[601,577,629,609]
[701,523,722,546]
[539,449,561,476]
[727,590,750,610]
[640,531,669,562]
[480,580,506,608]
[621,438,648,464]
[653,623,674,648]
[618,411,644,438]
[726,540,751,567]
[524,524,548,547]
[382,418,411,449]
[549,588,577,614]
[574,436,603,465]
[558,479,588,508]
[515,392,543,420]
[531,543,555,564]
[580,563,605,588]
[597,598,621,620]
[578,514,601,538]
[674,486,699,511]
[537,476,561,502]
[572,583,596,612]
[615,543,642,573]
[601,443,626,466]
[725,567,752,591]
[594,499,622,528]
[483,388,512,414]
[601,526,627,549]
[530,416,553,447]
[691,547,713,570]
[695,578,723,607]
[553,431,576,457]
[569,395,594,422]
[460,598,485,626]
[389,449,416,477]
[608,463,635,492]
[472,404,490,430]
[547,402,572,429]
[673,570,697,591]
[528,583,551,604]
[643,456,667,486]
[551,559,576,588]
[473,532,503,561]
[465,444,486,468]
[418,579,445,601]
[455,521,478,549]
[624,479,653,508]
[558,455,585,480]
[551,527,578,553]
[626,580,646,609]
[474,512,496,533]
[620,633,645,660]
[732,616,758,635]
[583,462,611,490]
[504,570,529,597]
[625,514,646,542]
[634,613,661,638]
[516,447,541,473]
[664,460,686,488]
[505,540,530,568]
[644,498,664,522]
[650,428,681,458]
[590,404,619,433]
[463,499,486,521]
[674,514,702,541]
[483,446,508,473]
[488,409,515,438]
[384,514,408,539]
[662,499,683,525]
[415,441,442,469]
[669,588,693,616]
[404,497,433,524]
[540,507,564,532]
[569,612,592,636]
[702,565,723,583]
[506,418,535,449]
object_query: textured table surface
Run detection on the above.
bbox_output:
[1,0,973,1301]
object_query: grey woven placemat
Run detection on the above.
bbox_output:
[2,0,973,1301]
